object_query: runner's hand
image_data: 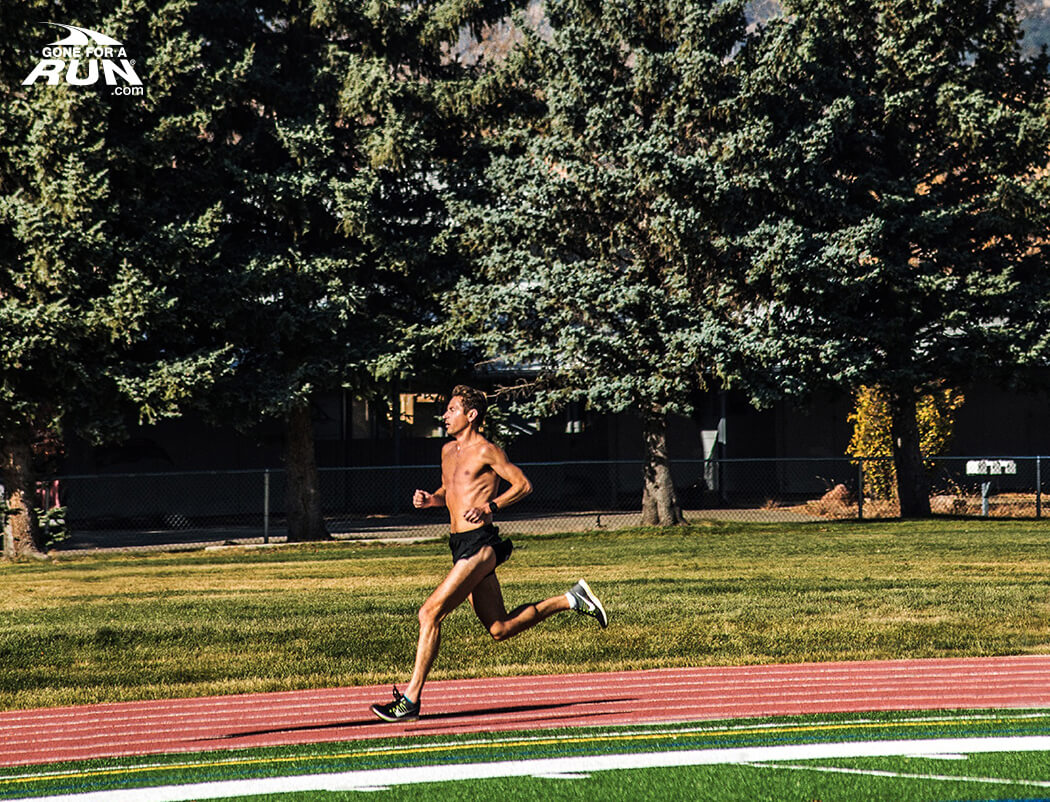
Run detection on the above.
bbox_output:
[463,506,487,524]
[413,490,431,508]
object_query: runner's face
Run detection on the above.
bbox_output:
[443,397,474,435]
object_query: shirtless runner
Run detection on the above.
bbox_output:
[370,384,607,722]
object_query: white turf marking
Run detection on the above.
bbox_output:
[743,761,1050,789]
[14,737,1050,801]
[903,753,969,760]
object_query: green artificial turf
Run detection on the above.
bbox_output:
[4,711,1050,801]
[317,758,1050,802]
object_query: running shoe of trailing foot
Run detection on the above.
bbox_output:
[568,578,608,628]
[370,686,420,722]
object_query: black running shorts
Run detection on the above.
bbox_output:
[449,523,513,572]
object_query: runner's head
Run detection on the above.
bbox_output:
[449,384,487,428]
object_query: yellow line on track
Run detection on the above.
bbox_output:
[2,712,1047,788]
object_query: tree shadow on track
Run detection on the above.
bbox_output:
[202,698,636,741]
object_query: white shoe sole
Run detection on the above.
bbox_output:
[576,578,608,628]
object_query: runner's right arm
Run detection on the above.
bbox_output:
[413,487,446,508]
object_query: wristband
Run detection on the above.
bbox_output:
[488,500,499,514]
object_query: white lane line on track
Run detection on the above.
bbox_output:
[5,676,1050,742]
[4,657,1048,721]
[12,736,1050,802]
[5,663,1050,735]
[3,686,1046,742]
[742,761,1050,788]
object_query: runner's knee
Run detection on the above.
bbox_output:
[418,600,443,630]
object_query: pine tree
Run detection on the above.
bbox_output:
[1,3,225,557]
[113,0,511,541]
[2,0,512,548]
[450,0,748,525]
[727,0,1050,516]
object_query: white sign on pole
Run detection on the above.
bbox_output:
[965,460,1017,476]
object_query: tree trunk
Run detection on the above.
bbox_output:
[1,430,46,558]
[640,409,685,526]
[283,402,330,542]
[890,391,931,518]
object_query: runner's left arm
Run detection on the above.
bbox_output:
[484,446,532,511]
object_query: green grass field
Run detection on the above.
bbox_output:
[1,518,1049,710]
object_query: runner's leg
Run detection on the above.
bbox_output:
[470,573,570,642]
[404,546,498,702]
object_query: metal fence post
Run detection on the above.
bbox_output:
[1,485,11,560]
[1037,457,1042,520]
[857,459,864,520]
[263,469,270,544]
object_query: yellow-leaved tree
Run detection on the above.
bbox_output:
[848,385,965,501]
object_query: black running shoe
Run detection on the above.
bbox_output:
[370,686,420,722]
[568,578,608,628]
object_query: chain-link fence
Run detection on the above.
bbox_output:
[712,456,1047,520]
[40,456,1050,552]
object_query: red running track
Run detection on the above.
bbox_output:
[1,655,1049,768]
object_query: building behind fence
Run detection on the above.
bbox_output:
[23,456,1048,552]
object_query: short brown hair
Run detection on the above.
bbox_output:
[451,385,488,426]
